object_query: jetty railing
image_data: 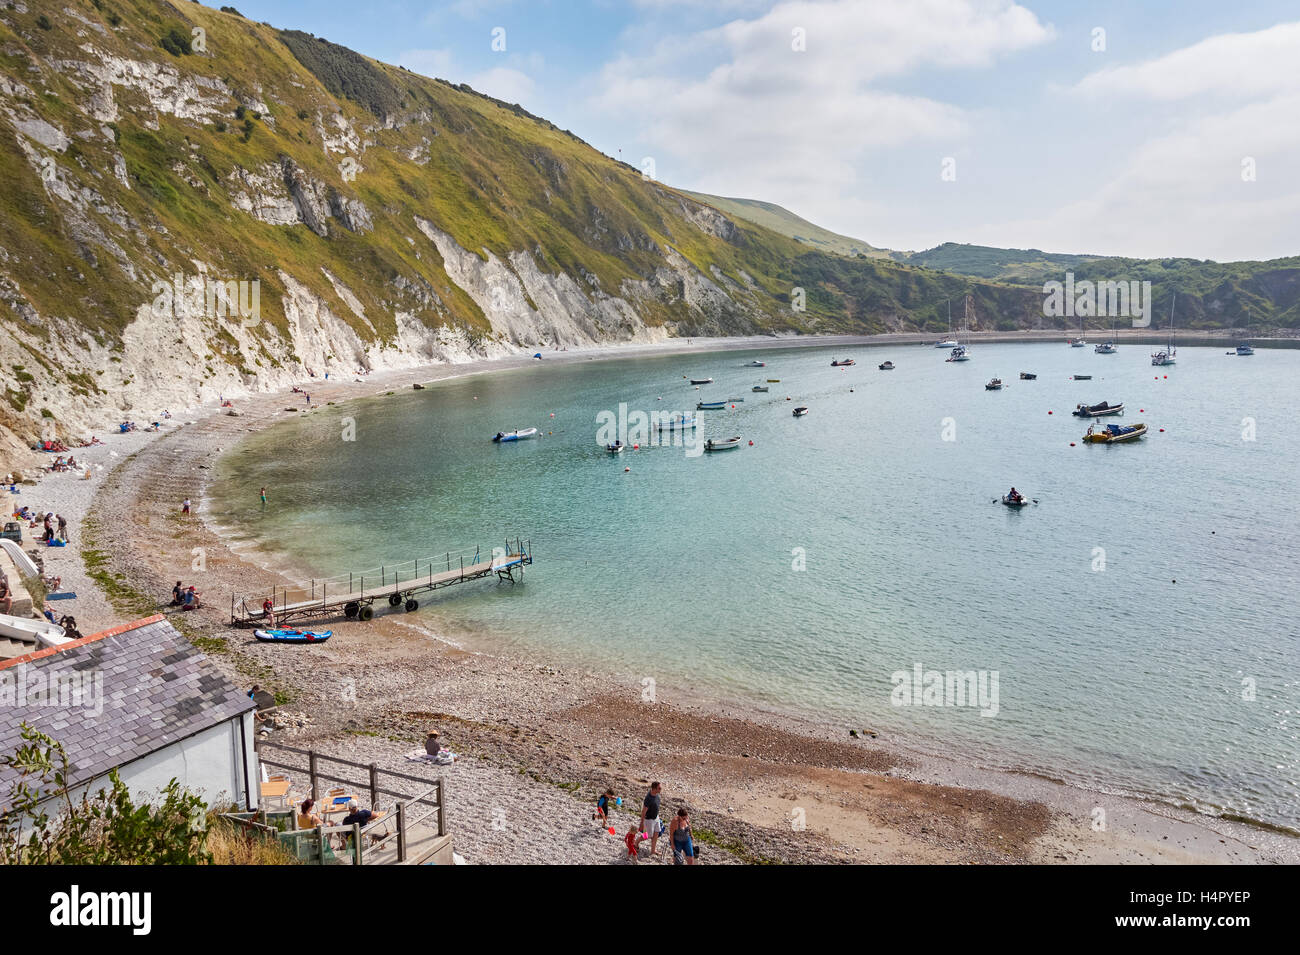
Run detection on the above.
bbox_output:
[248,741,448,865]
[230,536,531,626]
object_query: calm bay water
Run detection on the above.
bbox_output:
[209,342,1300,827]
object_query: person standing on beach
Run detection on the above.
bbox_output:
[669,808,695,865]
[260,486,267,507]
[56,514,68,542]
[640,782,663,856]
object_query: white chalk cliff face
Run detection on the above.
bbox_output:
[0,4,789,469]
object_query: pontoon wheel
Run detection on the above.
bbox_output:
[343,601,359,619]
[358,605,374,621]
[404,599,419,612]
[388,594,402,607]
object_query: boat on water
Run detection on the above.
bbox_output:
[1019,372,1037,380]
[656,414,697,430]
[752,385,769,392]
[726,397,745,403]
[697,400,727,410]
[254,628,333,644]
[690,377,714,385]
[1001,494,1031,508]
[704,436,742,452]
[1072,400,1124,418]
[1072,374,1092,380]
[1069,338,1087,348]
[1083,422,1148,444]
[744,360,766,367]
[792,406,809,417]
[1152,295,1177,365]
[766,378,781,383]
[946,344,970,362]
[831,358,856,367]
[1236,343,1255,356]
[985,378,1003,390]
[1095,341,1117,354]
[879,361,895,370]
[606,440,625,454]
[493,427,538,442]
[0,612,67,648]
[935,339,959,349]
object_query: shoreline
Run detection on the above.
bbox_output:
[21,334,1298,864]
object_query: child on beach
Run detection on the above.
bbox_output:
[593,789,615,825]
[624,827,645,862]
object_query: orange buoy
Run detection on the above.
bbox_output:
[748,440,753,446]
[1048,410,1053,415]
[633,443,639,450]
[1070,442,1076,446]
[1159,428,1164,432]
[624,466,630,472]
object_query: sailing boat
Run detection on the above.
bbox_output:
[1095,319,1117,354]
[935,300,958,348]
[946,296,972,362]
[1151,294,1177,366]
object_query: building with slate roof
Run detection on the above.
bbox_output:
[0,614,260,812]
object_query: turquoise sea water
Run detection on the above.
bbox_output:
[209,342,1300,828]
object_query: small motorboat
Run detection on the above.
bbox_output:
[1072,401,1124,418]
[766,378,781,383]
[1071,374,1092,380]
[606,441,625,454]
[792,406,809,417]
[1094,341,1117,354]
[704,436,742,452]
[831,359,856,366]
[1069,338,1087,347]
[752,385,769,392]
[744,360,766,367]
[493,427,538,442]
[1001,494,1031,508]
[1236,343,1254,356]
[726,397,745,403]
[689,377,714,385]
[985,378,1003,390]
[878,361,895,370]
[1083,422,1148,444]
[1019,372,1037,380]
[254,629,334,643]
[935,339,959,349]
[697,400,727,410]
[657,414,697,430]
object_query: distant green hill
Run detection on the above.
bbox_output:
[890,243,1107,282]
[681,192,888,259]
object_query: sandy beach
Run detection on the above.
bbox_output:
[10,333,1298,865]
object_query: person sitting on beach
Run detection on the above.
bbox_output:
[181,586,201,611]
[171,581,184,606]
[261,597,275,627]
[424,731,443,757]
[0,574,11,615]
[58,615,81,639]
[298,798,323,830]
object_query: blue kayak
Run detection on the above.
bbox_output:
[254,628,333,643]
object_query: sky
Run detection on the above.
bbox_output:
[226,1,1300,262]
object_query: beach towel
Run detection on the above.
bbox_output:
[46,592,77,600]
[404,750,438,762]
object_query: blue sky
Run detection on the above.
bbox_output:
[226,1,1300,261]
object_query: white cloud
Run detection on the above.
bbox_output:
[1073,21,1300,102]
[398,48,454,79]
[467,66,537,105]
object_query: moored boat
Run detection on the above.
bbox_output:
[254,628,333,643]
[985,378,1003,390]
[1083,422,1148,444]
[689,377,714,385]
[1019,372,1036,380]
[745,360,766,367]
[606,440,625,454]
[704,436,742,452]
[697,400,727,410]
[1001,494,1031,508]
[946,344,970,362]
[792,406,809,417]
[656,414,697,430]
[935,339,959,349]
[879,361,895,370]
[766,378,781,383]
[752,385,769,392]
[1094,341,1117,354]
[831,358,856,366]
[1072,374,1092,380]
[493,427,538,442]
[1236,343,1254,356]
[1072,400,1124,418]
[1068,337,1086,347]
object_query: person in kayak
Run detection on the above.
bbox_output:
[1007,487,1022,503]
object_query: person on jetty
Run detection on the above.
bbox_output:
[261,597,276,627]
[669,808,695,865]
[640,782,664,855]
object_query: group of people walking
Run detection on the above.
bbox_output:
[597,781,697,864]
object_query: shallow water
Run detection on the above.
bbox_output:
[209,341,1300,828]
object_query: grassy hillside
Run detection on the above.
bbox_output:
[683,191,886,259]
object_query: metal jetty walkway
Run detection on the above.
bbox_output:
[230,537,532,627]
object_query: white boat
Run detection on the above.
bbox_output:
[946,344,970,362]
[945,296,974,361]
[744,361,766,367]
[606,441,625,454]
[704,436,742,452]
[935,340,959,349]
[1094,341,1117,354]
[492,427,538,442]
[1152,295,1177,366]
[1236,343,1254,356]
[0,538,39,578]
[656,414,697,430]
[752,385,769,392]
[1070,338,1087,348]
[689,377,714,385]
[0,612,68,648]
[792,406,809,417]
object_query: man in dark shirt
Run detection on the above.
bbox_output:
[640,782,663,856]
[341,801,373,827]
